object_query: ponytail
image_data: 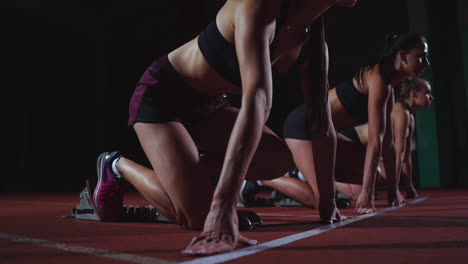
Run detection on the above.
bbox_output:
[380,32,426,68]
[301,15,330,136]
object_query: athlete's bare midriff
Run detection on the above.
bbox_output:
[168,38,241,96]
[167,0,244,97]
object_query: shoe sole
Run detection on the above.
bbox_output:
[93,152,110,217]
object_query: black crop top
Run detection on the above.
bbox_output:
[198,0,291,87]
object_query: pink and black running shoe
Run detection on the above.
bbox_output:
[93,151,128,221]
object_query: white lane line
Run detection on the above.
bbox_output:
[376,216,468,223]
[0,200,74,206]
[180,196,429,264]
[0,233,176,264]
[256,213,319,218]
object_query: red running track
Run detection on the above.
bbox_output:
[1,189,467,264]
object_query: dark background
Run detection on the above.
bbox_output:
[2,0,467,192]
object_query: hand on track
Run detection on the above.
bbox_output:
[355,191,376,214]
[388,189,405,206]
[182,205,257,256]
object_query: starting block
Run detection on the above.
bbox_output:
[65,183,263,230]
[237,210,263,230]
[68,184,101,221]
[336,197,352,209]
[64,183,170,223]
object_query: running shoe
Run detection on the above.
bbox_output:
[93,151,127,221]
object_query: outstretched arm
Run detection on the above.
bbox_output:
[212,0,275,211]
[403,116,418,198]
[300,36,344,222]
[184,1,276,256]
[386,103,408,206]
[356,72,391,214]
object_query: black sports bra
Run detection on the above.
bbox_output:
[197,0,291,87]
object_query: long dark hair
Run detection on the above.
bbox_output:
[381,32,426,68]
[355,32,427,86]
[301,15,330,136]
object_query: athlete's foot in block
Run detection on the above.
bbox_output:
[182,206,257,256]
[388,189,405,206]
[406,186,419,199]
[355,191,376,214]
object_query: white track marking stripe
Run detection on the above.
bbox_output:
[0,233,176,264]
[0,197,428,264]
[256,213,320,217]
[376,216,468,223]
[180,196,428,264]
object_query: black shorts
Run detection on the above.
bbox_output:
[128,56,230,127]
[283,104,364,144]
[282,104,310,140]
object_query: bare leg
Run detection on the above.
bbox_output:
[266,133,365,207]
[264,101,344,221]
[132,122,218,229]
[262,138,319,208]
[335,182,362,200]
[265,131,344,215]
[263,177,316,207]
[116,158,177,222]
[263,132,371,206]
[116,108,291,231]
[291,139,322,204]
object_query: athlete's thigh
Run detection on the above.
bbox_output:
[285,138,316,181]
[134,122,199,175]
[188,107,237,152]
[188,107,291,180]
[188,107,279,152]
[133,122,214,220]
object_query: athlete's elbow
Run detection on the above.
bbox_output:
[253,89,272,121]
[241,91,271,123]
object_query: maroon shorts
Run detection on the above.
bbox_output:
[128,56,230,126]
